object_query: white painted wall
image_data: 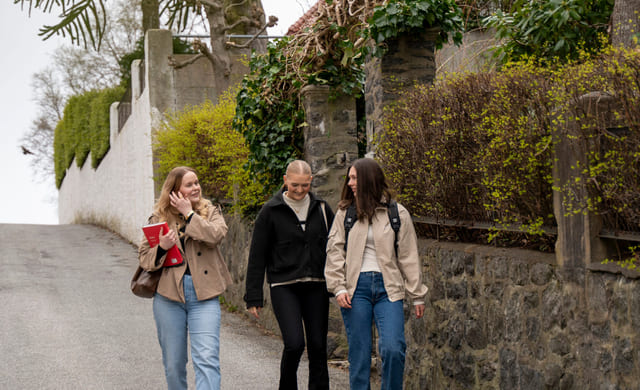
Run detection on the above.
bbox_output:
[58,59,155,245]
[57,30,218,245]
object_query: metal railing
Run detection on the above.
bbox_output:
[117,85,131,133]
[138,59,145,98]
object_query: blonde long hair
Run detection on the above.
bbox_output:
[154,166,211,227]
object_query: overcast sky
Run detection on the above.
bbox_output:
[0,0,311,225]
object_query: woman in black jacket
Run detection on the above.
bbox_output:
[245,160,334,390]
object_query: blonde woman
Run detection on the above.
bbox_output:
[138,166,232,390]
[245,160,335,390]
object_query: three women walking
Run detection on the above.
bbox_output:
[138,158,427,390]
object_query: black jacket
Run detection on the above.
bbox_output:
[244,190,334,308]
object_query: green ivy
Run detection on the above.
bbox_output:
[366,0,464,57]
[483,0,614,64]
[234,23,366,199]
[233,37,306,197]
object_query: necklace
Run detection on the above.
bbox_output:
[290,204,301,213]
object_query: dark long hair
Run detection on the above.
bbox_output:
[338,158,394,222]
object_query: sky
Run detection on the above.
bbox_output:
[0,0,312,225]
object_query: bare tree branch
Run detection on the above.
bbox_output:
[226,15,278,49]
[168,52,205,69]
[224,0,249,15]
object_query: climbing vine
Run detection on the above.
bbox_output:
[234,0,466,197]
[234,0,375,196]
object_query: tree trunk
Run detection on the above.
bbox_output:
[611,0,640,48]
[142,0,160,32]
[205,0,266,95]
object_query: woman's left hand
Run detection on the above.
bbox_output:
[170,191,193,216]
[414,304,425,319]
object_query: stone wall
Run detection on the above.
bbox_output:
[404,240,640,390]
[219,216,640,389]
[301,85,359,210]
[365,29,438,156]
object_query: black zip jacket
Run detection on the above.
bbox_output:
[244,190,334,308]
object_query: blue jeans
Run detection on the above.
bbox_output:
[153,275,221,390]
[341,272,406,390]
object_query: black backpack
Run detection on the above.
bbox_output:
[343,200,401,257]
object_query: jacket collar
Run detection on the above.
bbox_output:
[269,188,320,208]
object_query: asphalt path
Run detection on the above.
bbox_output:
[0,224,349,389]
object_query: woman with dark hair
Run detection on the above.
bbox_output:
[324,158,427,390]
[245,159,334,390]
[138,166,232,390]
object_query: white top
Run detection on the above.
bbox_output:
[360,225,381,272]
[282,192,310,230]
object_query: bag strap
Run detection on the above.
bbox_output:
[343,201,401,257]
[343,204,357,252]
[387,200,401,258]
[320,201,328,231]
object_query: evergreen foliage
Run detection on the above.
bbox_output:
[54,85,124,188]
[484,0,614,63]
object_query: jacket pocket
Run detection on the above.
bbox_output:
[271,241,299,272]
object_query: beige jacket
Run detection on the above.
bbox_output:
[138,203,232,303]
[325,203,428,303]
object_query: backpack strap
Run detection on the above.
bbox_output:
[387,200,401,258]
[343,204,357,252]
[343,201,402,258]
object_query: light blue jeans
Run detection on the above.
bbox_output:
[153,275,221,390]
[341,272,406,390]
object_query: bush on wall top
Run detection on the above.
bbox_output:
[377,47,640,249]
[54,85,124,188]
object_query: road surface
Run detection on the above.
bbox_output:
[0,223,349,389]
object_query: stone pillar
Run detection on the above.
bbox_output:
[109,102,119,147]
[301,85,358,210]
[553,92,616,271]
[365,28,438,156]
[145,29,174,114]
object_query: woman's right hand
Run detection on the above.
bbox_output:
[159,227,177,250]
[336,292,352,309]
[247,306,261,319]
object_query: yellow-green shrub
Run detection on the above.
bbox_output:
[378,47,640,244]
[154,89,265,215]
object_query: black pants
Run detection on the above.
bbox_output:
[270,281,330,390]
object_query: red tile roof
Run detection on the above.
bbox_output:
[286,1,321,35]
